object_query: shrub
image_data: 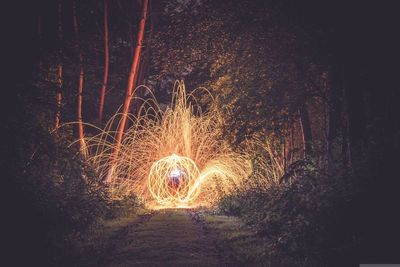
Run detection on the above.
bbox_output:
[217,194,243,216]
[12,87,111,266]
[218,171,355,266]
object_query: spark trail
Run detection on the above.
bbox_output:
[85,81,251,208]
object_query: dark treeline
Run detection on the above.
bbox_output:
[4,0,399,266]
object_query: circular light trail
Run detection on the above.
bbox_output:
[148,154,200,206]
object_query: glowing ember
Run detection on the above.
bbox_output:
[83,81,252,208]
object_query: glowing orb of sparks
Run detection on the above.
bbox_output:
[147,154,200,206]
[84,81,254,208]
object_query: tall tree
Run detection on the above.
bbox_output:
[37,15,42,39]
[131,5,154,116]
[137,8,153,88]
[341,77,351,169]
[55,1,63,130]
[327,65,343,170]
[299,102,313,158]
[98,0,109,122]
[72,0,86,154]
[105,0,149,182]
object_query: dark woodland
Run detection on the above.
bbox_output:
[3,0,400,266]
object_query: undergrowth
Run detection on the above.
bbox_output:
[11,85,143,266]
[217,170,357,266]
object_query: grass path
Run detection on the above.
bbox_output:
[103,209,225,266]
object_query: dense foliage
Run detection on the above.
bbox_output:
[5,0,399,266]
[6,86,104,265]
[8,87,145,266]
[150,0,400,265]
[219,171,357,266]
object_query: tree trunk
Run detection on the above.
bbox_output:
[131,7,153,117]
[299,102,313,158]
[290,125,295,162]
[327,67,342,170]
[73,0,86,154]
[137,11,153,87]
[55,1,63,130]
[283,123,292,173]
[55,64,62,129]
[105,0,149,182]
[37,15,42,41]
[283,136,287,173]
[98,0,109,122]
[341,110,351,169]
[341,74,352,170]
[346,72,366,170]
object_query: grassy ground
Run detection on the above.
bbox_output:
[75,208,266,266]
[76,208,150,266]
[201,213,267,265]
[84,209,225,266]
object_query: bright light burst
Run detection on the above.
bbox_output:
[84,81,252,208]
[147,154,200,206]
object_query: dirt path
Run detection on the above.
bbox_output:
[103,209,224,266]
